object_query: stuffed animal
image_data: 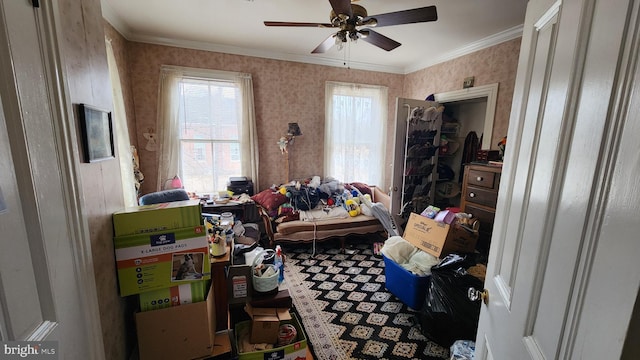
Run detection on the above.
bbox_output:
[345,199,360,217]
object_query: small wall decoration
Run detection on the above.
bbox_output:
[143,128,157,152]
[78,104,115,163]
[463,76,475,89]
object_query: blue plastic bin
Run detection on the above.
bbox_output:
[383,254,430,309]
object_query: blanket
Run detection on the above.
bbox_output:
[298,206,349,221]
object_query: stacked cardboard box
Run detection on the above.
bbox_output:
[112,199,210,297]
[112,200,216,360]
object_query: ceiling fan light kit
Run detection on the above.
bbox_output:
[264,0,437,54]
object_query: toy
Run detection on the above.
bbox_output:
[345,199,360,217]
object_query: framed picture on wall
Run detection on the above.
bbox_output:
[78,104,115,163]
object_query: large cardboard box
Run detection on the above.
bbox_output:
[403,212,478,258]
[244,304,292,344]
[234,312,307,360]
[136,282,216,360]
[112,199,202,236]
[135,301,211,360]
[114,225,211,296]
[138,281,208,312]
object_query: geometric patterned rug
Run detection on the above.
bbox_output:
[283,242,450,360]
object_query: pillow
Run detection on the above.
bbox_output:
[251,189,288,212]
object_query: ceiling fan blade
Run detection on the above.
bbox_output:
[312,34,337,54]
[364,6,437,28]
[328,0,352,18]
[264,21,334,28]
[360,29,401,51]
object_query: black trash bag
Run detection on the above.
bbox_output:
[417,253,483,347]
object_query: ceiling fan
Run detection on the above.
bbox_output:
[264,0,437,54]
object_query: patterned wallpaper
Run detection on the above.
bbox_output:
[114,34,520,194]
[126,43,404,193]
[56,1,132,359]
[404,38,521,149]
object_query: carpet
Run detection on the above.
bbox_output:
[283,242,450,360]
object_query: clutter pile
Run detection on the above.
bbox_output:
[380,205,487,352]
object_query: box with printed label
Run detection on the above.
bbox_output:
[138,280,209,312]
[114,225,211,296]
[234,312,307,360]
[112,199,202,237]
[403,212,478,258]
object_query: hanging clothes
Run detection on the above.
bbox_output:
[460,131,479,182]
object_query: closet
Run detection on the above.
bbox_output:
[390,84,499,233]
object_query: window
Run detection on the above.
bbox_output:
[178,78,242,193]
[324,81,388,186]
[157,66,258,195]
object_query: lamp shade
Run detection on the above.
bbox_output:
[287,123,302,136]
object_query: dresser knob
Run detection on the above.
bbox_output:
[469,192,476,198]
[476,176,483,181]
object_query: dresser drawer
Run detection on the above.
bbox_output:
[464,203,496,232]
[467,169,498,189]
[464,186,498,208]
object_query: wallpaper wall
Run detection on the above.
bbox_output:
[125,43,405,193]
[121,38,519,194]
[404,38,522,149]
[57,1,133,359]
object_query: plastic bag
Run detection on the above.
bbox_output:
[450,340,475,360]
[287,185,320,211]
[418,253,483,347]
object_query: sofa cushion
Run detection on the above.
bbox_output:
[275,215,381,236]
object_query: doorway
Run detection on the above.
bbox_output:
[433,83,499,208]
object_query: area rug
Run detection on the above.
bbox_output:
[283,243,449,360]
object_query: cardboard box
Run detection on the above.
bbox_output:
[114,226,211,296]
[135,301,211,360]
[234,312,307,360]
[138,281,208,312]
[112,199,202,236]
[244,304,292,344]
[403,212,478,258]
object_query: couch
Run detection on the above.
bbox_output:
[253,185,391,250]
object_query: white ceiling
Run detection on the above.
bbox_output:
[101,0,528,74]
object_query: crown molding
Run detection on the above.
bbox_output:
[127,33,406,74]
[403,24,524,74]
[101,0,132,37]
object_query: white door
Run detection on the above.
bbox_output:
[0,0,104,358]
[390,97,442,231]
[476,0,640,359]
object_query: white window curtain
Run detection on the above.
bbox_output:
[156,65,259,192]
[106,38,137,207]
[324,81,387,186]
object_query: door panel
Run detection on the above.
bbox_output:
[0,0,103,357]
[0,95,44,340]
[476,0,640,359]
